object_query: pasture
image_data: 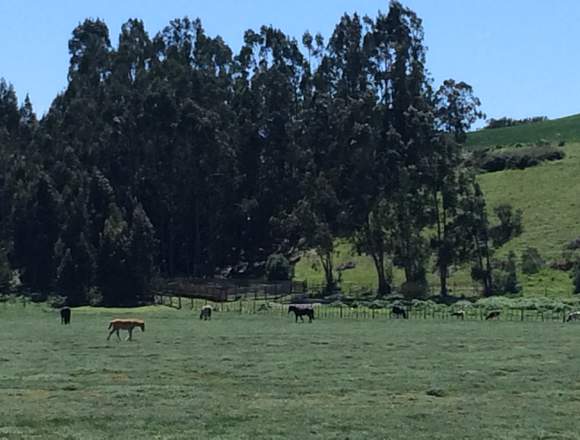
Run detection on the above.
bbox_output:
[1,304,580,439]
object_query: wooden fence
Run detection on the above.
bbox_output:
[156,296,573,323]
[151,278,307,302]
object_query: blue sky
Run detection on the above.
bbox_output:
[1,0,579,126]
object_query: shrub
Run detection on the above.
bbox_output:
[490,204,523,247]
[87,287,104,306]
[565,237,580,250]
[400,280,428,299]
[573,265,580,294]
[492,251,521,294]
[474,144,565,173]
[265,254,292,281]
[521,247,544,274]
[484,116,548,130]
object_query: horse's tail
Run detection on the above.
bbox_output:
[108,321,113,329]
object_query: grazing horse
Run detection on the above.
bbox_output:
[107,319,145,341]
[566,311,580,322]
[451,310,465,320]
[60,307,71,325]
[288,305,314,323]
[392,305,408,319]
[485,311,501,320]
[200,305,212,320]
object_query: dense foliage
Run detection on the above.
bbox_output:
[0,1,522,304]
[470,143,565,173]
[484,116,548,130]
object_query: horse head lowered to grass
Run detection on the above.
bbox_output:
[288,304,314,323]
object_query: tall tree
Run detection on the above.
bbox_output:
[428,80,485,296]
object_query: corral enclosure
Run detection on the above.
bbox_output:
[1,304,580,439]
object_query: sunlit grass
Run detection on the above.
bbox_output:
[1,305,580,439]
[466,113,580,148]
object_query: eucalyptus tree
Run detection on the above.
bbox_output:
[233,26,308,268]
[427,80,485,296]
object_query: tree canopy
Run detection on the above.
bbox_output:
[0,1,510,305]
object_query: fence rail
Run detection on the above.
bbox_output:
[156,295,573,323]
[151,278,307,302]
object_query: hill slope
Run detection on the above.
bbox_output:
[296,114,580,297]
[467,113,580,148]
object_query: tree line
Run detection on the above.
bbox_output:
[484,116,548,130]
[0,1,522,305]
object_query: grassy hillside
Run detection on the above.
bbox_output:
[296,115,580,297]
[467,113,580,148]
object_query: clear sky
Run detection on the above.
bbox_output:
[1,0,579,126]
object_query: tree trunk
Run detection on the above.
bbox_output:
[439,261,448,297]
[483,242,493,296]
[474,233,492,296]
[193,195,201,277]
[371,252,391,297]
[433,190,448,297]
[319,252,335,294]
[167,216,175,277]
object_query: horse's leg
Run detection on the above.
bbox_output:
[107,328,115,340]
[127,328,133,341]
[116,329,121,341]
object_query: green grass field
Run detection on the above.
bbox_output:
[466,113,580,148]
[2,304,580,439]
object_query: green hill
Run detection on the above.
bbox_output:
[467,113,580,148]
[295,114,580,297]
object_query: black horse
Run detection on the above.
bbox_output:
[199,305,212,320]
[392,305,408,319]
[485,310,501,320]
[288,305,314,323]
[60,307,71,325]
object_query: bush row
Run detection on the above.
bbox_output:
[484,116,548,130]
[470,144,565,173]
